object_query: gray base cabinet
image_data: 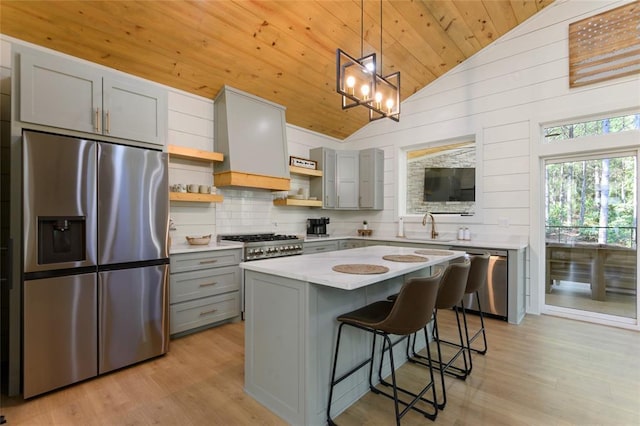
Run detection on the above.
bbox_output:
[338,239,366,250]
[303,240,339,254]
[169,249,241,336]
[18,46,166,145]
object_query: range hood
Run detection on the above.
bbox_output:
[213,85,291,191]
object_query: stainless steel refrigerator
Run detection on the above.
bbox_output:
[22,130,169,398]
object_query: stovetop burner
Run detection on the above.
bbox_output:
[217,233,304,261]
[219,233,300,243]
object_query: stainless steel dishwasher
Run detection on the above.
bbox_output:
[461,249,508,321]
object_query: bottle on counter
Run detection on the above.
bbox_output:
[457,227,464,240]
[463,227,471,241]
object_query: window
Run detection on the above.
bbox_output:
[543,113,640,143]
[404,140,476,215]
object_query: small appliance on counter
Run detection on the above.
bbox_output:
[307,217,330,236]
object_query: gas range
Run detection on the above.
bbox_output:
[217,233,303,261]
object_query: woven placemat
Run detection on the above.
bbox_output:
[414,249,454,256]
[382,254,428,263]
[332,264,390,274]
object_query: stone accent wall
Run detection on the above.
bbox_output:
[407,146,475,214]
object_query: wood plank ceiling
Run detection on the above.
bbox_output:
[0,0,554,140]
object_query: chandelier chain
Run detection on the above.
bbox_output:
[379,0,383,73]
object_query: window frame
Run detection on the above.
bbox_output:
[397,135,483,225]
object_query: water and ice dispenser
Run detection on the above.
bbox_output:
[37,216,86,265]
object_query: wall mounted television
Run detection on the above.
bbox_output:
[423,167,475,202]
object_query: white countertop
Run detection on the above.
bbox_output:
[304,234,528,250]
[240,245,465,290]
[170,234,526,255]
[170,241,243,255]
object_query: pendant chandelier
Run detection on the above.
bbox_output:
[336,0,400,122]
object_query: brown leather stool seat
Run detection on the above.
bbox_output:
[326,270,443,426]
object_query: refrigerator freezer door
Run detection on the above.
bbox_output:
[23,131,97,273]
[98,264,169,374]
[97,143,168,265]
[24,273,98,398]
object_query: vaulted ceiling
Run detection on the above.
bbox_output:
[0,1,554,140]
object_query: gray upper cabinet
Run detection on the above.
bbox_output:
[336,150,359,209]
[311,147,382,210]
[310,147,337,208]
[359,148,384,210]
[102,76,166,145]
[19,48,166,145]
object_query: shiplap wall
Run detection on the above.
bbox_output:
[343,0,640,313]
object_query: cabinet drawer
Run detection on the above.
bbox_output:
[170,292,240,335]
[170,249,241,273]
[339,240,366,250]
[170,265,240,304]
[303,241,339,254]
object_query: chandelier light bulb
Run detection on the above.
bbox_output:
[346,75,356,95]
[361,84,370,99]
[375,92,383,109]
[386,98,394,113]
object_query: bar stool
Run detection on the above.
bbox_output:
[406,259,471,408]
[326,270,443,425]
[438,252,490,375]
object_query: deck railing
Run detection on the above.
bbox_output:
[545,225,637,249]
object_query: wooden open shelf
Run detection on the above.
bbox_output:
[289,165,322,177]
[169,192,224,203]
[168,145,223,162]
[273,198,322,207]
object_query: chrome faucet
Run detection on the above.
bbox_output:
[422,212,438,239]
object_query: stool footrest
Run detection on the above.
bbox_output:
[375,379,437,420]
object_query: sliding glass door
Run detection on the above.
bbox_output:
[544,153,637,320]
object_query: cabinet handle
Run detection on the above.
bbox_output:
[316,247,326,251]
[199,282,217,287]
[95,108,101,132]
[199,259,218,264]
[105,110,110,134]
[199,309,218,317]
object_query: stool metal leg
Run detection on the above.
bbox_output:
[327,323,377,425]
[374,333,438,422]
[468,291,488,355]
[405,313,448,410]
[327,322,346,426]
[439,291,489,376]
[415,307,469,381]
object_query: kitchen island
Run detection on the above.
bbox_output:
[241,245,465,425]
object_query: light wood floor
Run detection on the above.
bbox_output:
[2,312,639,425]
